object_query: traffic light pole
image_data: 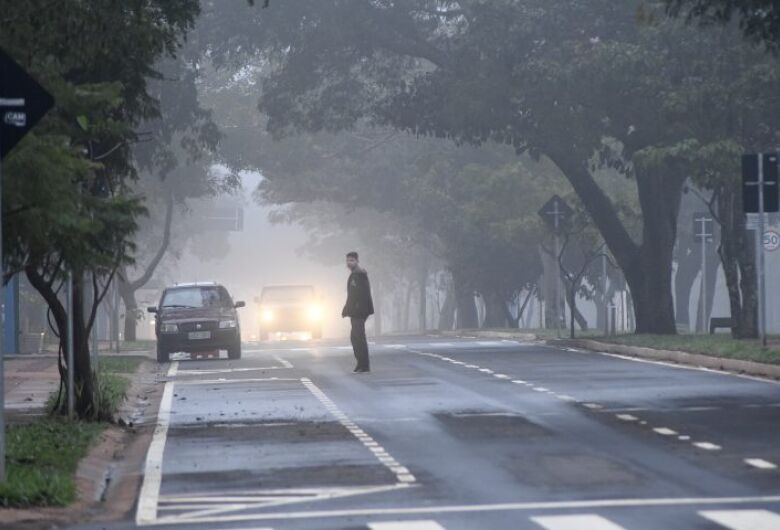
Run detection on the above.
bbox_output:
[0,128,5,482]
[758,155,768,347]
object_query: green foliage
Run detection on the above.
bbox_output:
[666,0,780,52]
[0,420,104,507]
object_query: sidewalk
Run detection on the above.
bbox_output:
[4,357,59,422]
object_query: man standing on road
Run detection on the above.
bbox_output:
[342,251,374,373]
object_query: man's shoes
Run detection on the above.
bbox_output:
[353,366,361,373]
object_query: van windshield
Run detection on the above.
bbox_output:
[261,286,313,303]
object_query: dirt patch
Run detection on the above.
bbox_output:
[434,411,552,439]
[508,453,642,490]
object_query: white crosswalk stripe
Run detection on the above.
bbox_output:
[368,521,447,530]
[531,514,627,530]
[699,509,780,529]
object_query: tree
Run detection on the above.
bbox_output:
[666,0,780,51]
[0,0,200,419]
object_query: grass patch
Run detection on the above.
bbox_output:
[596,334,780,365]
[120,339,155,352]
[0,419,104,507]
[98,355,144,374]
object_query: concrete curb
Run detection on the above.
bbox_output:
[551,338,780,381]
[438,330,538,341]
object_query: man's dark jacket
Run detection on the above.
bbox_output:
[342,267,375,319]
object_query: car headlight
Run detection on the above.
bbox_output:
[261,308,274,322]
[307,305,323,320]
[219,319,237,329]
[161,323,178,333]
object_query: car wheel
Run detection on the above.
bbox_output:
[228,341,242,360]
[156,343,169,363]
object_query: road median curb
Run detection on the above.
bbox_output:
[551,338,780,381]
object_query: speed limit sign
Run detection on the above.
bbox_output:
[764,230,780,251]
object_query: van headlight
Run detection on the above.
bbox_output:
[307,305,323,321]
[261,308,274,322]
[219,319,237,329]
[161,323,178,333]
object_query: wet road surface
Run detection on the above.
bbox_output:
[74,336,780,529]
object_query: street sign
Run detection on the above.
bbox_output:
[538,195,573,233]
[0,48,54,159]
[692,213,715,244]
[764,230,780,252]
[743,153,779,213]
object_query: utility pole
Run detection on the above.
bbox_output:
[66,273,75,419]
[693,213,714,334]
[743,153,778,346]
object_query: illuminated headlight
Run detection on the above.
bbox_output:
[219,319,237,329]
[161,323,178,333]
[261,308,274,322]
[307,305,323,320]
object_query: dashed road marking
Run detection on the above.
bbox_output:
[616,414,638,422]
[583,403,603,410]
[745,458,777,470]
[273,355,293,368]
[301,378,416,485]
[531,514,627,530]
[693,442,722,451]
[699,509,780,529]
[368,520,446,530]
[653,427,678,436]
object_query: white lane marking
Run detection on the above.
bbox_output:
[479,368,494,374]
[147,494,780,525]
[693,442,722,451]
[678,435,691,441]
[300,378,415,485]
[531,514,627,530]
[616,414,638,422]
[512,380,526,384]
[173,377,298,386]
[465,364,478,369]
[476,341,503,346]
[699,509,780,529]
[557,395,577,402]
[369,521,446,530]
[745,458,778,470]
[273,355,293,368]
[653,427,678,436]
[583,403,603,410]
[494,374,510,379]
[533,387,550,393]
[581,348,780,386]
[136,361,178,525]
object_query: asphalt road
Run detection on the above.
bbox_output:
[77,336,780,530]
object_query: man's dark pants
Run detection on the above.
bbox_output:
[350,317,370,370]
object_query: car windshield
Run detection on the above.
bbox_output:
[261,286,313,303]
[162,286,233,308]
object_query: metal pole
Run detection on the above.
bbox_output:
[554,232,561,338]
[90,273,98,373]
[602,253,608,336]
[758,155,768,347]
[0,129,5,482]
[700,223,707,335]
[66,273,74,419]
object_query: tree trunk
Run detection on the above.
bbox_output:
[717,183,758,338]
[482,289,508,328]
[549,152,682,335]
[417,268,427,332]
[25,266,96,419]
[118,272,138,342]
[439,284,456,331]
[453,271,478,329]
